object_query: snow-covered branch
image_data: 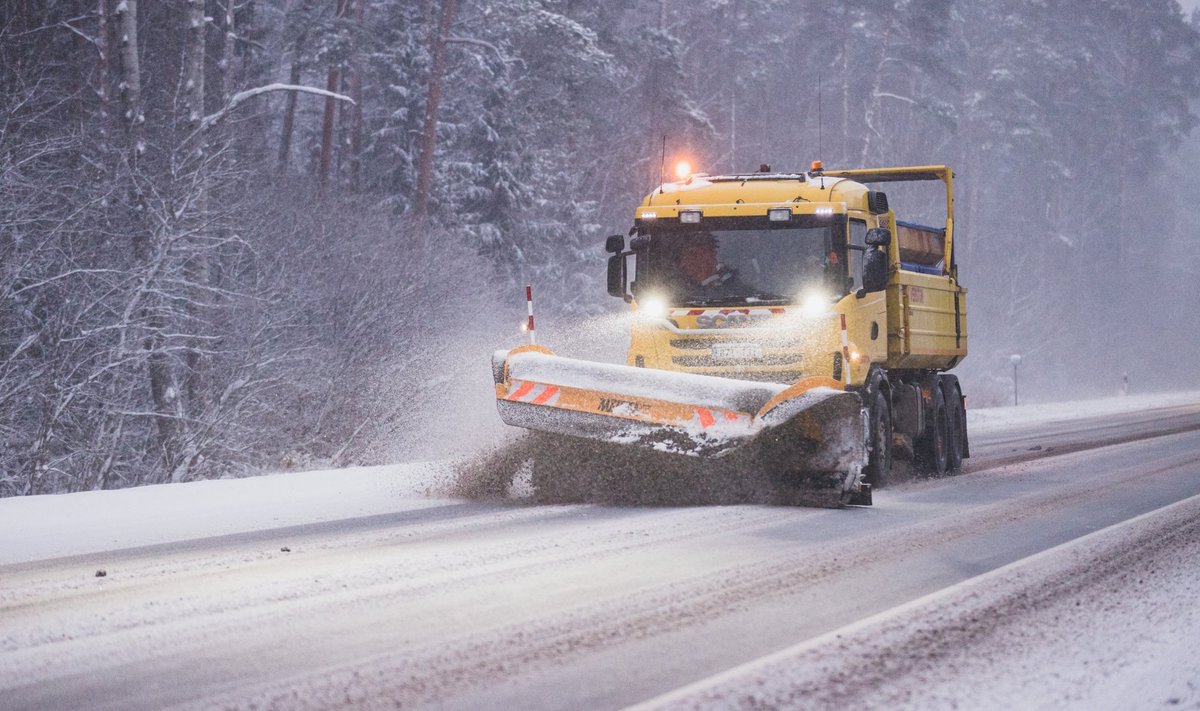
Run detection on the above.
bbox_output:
[445,36,525,68]
[200,83,355,132]
[874,91,918,106]
[57,21,98,48]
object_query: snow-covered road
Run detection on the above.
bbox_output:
[2,393,1199,710]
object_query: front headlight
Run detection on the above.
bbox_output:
[636,294,669,320]
[800,291,832,318]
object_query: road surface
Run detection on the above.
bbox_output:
[2,398,1199,710]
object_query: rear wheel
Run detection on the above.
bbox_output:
[945,381,965,472]
[919,385,950,476]
[863,388,893,488]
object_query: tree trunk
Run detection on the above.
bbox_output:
[116,0,178,479]
[348,0,366,192]
[414,0,457,219]
[176,0,210,481]
[317,69,338,195]
[219,0,238,100]
[183,0,205,131]
[318,0,350,196]
[97,0,111,142]
[115,0,142,164]
[277,0,314,175]
[181,0,208,277]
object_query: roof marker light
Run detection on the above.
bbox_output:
[642,211,658,220]
[815,206,835,217]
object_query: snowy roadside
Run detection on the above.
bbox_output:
[0,463,458,566]
[1,390,1197,567]
[965,389,1200,429]
[635,493,1200,711]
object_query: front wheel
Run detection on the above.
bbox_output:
[862,388,893,487]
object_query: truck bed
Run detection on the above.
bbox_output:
[886,269,967,371]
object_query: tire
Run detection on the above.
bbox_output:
[919,385,950,476]
[862,388,893,488]
[945,381,965,472]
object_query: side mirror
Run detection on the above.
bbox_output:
[607,254,627,298]
[605,235,624,253]
[865,227,891,247]
[860,248,889,294]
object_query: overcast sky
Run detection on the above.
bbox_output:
[1182,0,1199,15]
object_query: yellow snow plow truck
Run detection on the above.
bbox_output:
[492,164,968,506]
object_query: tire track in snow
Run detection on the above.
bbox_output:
[635,493,1200,710]
[0,503,582,609]
[0,504,805,677]
[178,441,1200,710]
[964,403,1200,472]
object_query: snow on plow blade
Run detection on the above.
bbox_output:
[492,346,867,504]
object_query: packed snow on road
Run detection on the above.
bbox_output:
[1,390,1199,710]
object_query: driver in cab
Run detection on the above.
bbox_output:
[679,237,747,294]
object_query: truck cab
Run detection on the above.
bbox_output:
[605,164,969,483]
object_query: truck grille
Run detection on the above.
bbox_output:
[669,336,804,350]
[667,334,803,380]
[671,353,802,368]
[688,368,806,383]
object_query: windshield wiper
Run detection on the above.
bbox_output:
[683,294,792,307]
[743,293,792,304]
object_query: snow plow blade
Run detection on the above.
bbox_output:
[492,345,868,506]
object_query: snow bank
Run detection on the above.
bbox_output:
[2,389,1195,567]
[0,463,454,565]
[967,389,1200,431]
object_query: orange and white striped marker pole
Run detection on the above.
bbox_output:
[525,285,536,345]
[839,313,851,386]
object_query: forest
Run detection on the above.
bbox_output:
[3,0,1200,496]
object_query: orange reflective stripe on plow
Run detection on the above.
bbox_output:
[531,385,559,405]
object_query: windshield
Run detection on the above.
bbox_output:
[633,216,847,306]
